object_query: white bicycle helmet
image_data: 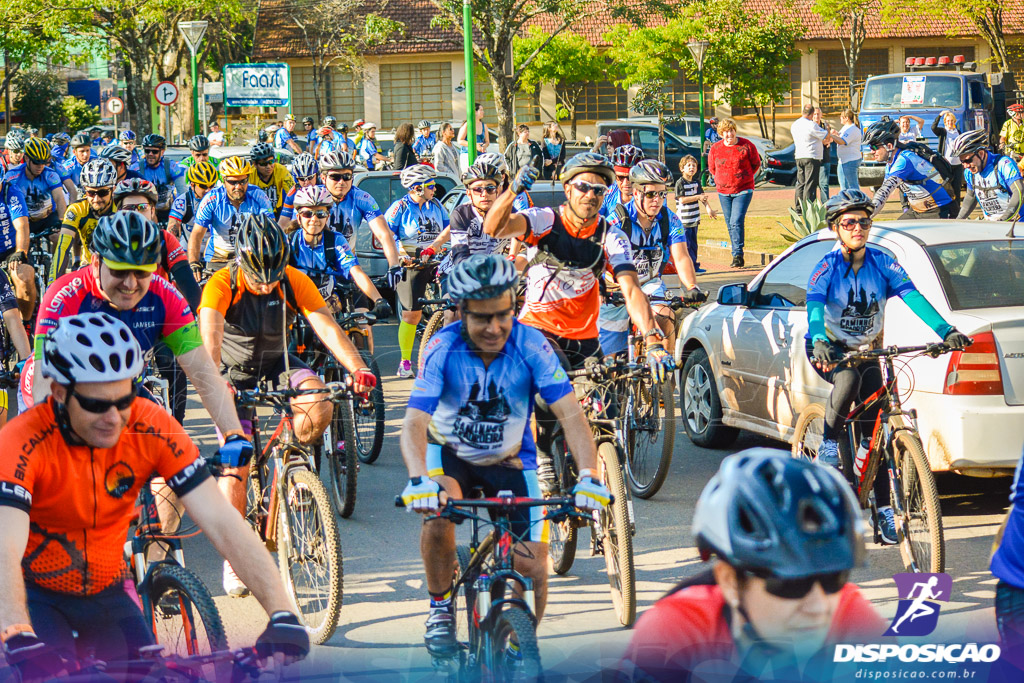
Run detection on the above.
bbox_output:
[291,153,319,179]
[319,150,356,171]
[98,144,131,165]
[401,164,436,189]
[947,128,989,159]
[476,152,509,175]
[42,313,144,385]
[80,159,118,189]
[447,254,520,301]
[293,185,334,208]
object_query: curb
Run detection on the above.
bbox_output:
[696,243,778,268]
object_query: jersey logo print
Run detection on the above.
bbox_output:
[839,285,881,336]
[104,461,136,498]
[24,523,87,589]
[453,377,510,449]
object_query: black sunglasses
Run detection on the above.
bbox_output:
[144,148,162,154]
[749,569,849,600]
[72,385,138,414]
[223,178,247,186]
[85,188,111,198]
[327,172,353,181]
[298,209,329,219]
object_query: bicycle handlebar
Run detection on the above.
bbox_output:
[235,381,353,407]
[841,342,960,363]
[566,357,646,381]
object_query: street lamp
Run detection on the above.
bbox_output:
[179,20,209,137]
[687,39,710,178]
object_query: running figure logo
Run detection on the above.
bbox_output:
[884,573,952,636]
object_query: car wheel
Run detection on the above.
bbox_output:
[681,347,738,448]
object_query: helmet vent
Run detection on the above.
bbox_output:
[75,333,93,347]
[100,332,114,346]
[89,354,106,372]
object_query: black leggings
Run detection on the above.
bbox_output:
[396,264,437,312]
[535,332,602,458]
[806,340,889,506]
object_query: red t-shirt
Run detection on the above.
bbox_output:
[707,138,762,194]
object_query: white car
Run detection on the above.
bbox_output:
[675,221,1024,476]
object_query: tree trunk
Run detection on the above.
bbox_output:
[974,14,1008,71]
[123,53,153,135]
[657,109,665,163]
[570,107,578,142]
[489,72,515,150]
[771,100,777,146]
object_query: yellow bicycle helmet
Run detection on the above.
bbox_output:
[23,137,52,163]
[219,155,252,179]
[187,160,219,187]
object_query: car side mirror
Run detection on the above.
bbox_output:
[717,283,748,306]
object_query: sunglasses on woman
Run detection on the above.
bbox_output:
[72,385,138,414]
[569,180,608,197]
[469,184,498,196]
[298,209,329,219]
[837,217,872,230]
[751,569,849,600]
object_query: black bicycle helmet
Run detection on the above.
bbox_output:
[322,116,337,128]
[610,144,645,169]
[188,134,210,152]
[70,133,91,149]
[91,212,163,268]
[302,116,314,126]
[947,128,989,158]
[235,213,290,284]
[141,134,166,149]
[862,117,900,148]
[562,152,616,186]
[692,448,864,578]
[629,159,673,186]
[250,142,275,163]
[447,254,520,301]
[825,190,874,226]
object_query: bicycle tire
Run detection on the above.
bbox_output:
[455,544,475,658]
[323,365,359,518]
[791,403,826,462]
[489,606,542,682]
[276,467,344,644]
[353,350,385,464]
[892,428,945,574]
[625,374,675,499]
[548,436,578,575]
[418,309,447,369]
[598,441,636,627]
[243,461,270,547]
[147,562,229,678]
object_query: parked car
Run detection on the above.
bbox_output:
[675,220,1024,476]
[209,145,295,166]
[630,115,777,158]
[440,180,567,214]
[764,142,840,187]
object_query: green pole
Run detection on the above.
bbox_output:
[191,51,201,136]
[698,68,705,178]
[463,0,476,165]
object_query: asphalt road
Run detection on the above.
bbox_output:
[176,267,1013,681]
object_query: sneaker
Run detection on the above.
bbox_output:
[424,607,458,657]
[695,266,707,274]
[730,255,744,268]
[223,560,250,598]
[816,438,841,469]
[397,360,414,378]
[876,506,898,545]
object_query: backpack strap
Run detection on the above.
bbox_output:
[323,230,338,271]
[228,261,299,313]
[612,203,632,240]
[163,158,174,185]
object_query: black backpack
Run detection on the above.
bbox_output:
[612,203,671,248]
[901,141,954,183]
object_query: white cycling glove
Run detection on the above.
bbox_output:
[401,476,441,512]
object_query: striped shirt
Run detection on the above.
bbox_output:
[674,177,703,226]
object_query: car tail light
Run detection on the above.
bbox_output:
[944,330,1003,395]
[768,157,782,167]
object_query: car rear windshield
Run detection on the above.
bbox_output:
[927,240,1024,310]
[862,75,962,111]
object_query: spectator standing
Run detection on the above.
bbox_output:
[457,103,492,154]
[432,123,460,177]
[541,122,566,180]
[707,118,760,269]
[674,154,716,274]
[791,104,828,209]
[932,110,963,200]
[393,123,419,169]
[504,125,543,176]
[813,108,835,201]
[898,115,924,143]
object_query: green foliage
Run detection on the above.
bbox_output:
[631,82,672,117]
[13,70,65,130]
[61,96,101,133]
[779,200,828,243]
[879,0,1010,70]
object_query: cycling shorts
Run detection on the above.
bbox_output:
[427,444,548,543]
[396,263,437,312]
[540,330,602,371]
[227,353,317,432]
[30,211,60,236]
[598,279,669,356]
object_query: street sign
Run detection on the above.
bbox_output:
[155,81,179,106]
[203,81,224,104]
[223,63,289,107]
[106,97,125,115]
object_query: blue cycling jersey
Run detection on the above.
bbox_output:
[140,158,185,213]
[805,245,917,348]
[409,320,573,468]
[0,181,29,256]
[607,200,687,285]
[413,133,436,156]
[169,187,206,244]
[127,149,141,172]
[275,128,298,150]
[324,187,383,240]
[194,185,275,261]
[599,184,623,217]
[289,229,358,280]
[883,148,953,212]
[61,157,84,187]
[4,165,62,221]
[358,138,380,170]
[964,152,1024,220]
[51,144,68,164]
[385,195,450,250]
[991,453,1024,590]
[46,160,70,183]
[512,192,532,213]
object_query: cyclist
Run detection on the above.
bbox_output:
[275,114,303,154]
[950,128,1024,221]
[61,134,92,189]
[1000,103,1024,161]
[197,215,375,593]
[2,131,26,169]
[445,162,509,270]
[5,137,67,238]
[600,144,645,218]
[0,267,31,427]
[176,134,217,172]
[278,152,320,229]
[288,185,392,352]
[386,164,451,377]
[601,159,705,356]
[49,133,70,165]
[50,159,118,285]
[618,449,884,682]
[118,130,140,170]
[314,126,337,158]
[863,118,955,219]
[0,170,36,320]
[358,122,387,170]
[399,254,610,658]
[138,134,184,223]
[806,190,970,544]
[249,142,294,220]
[168,160,219,246]
[0,313,308,673]
[413,120,436,158]
[188,155,275,275]
[97,144,143,183]
[335,123,353,154]
[302,115,317,148]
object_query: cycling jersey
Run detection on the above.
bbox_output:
[306,130,319,148]
[314,186,383,240]
[60,199,113,256]
[127,148,141,171]
[599,184,623,217]
[140,158,185,214]
[964,152,1024,220]
[249,164,295,218]
[51,143,69,164]
[411,320,572,468]
[871,148,952,214]
[385,195,450,251]
[317,137,340,157]
[358,137,380,170]
[517,206,635,340]
[47,160,71,184]
[61,157,86,188]
[441,203,508,275]
[413,133,437,156]
[606,200,687,285]
[194,185,275,261]
[289,229,359,299]
[169,187,202,243]
[0,398,208,595]
[1001,118,1024,155]
[199,264,326,375]
[0,180,29,256]
[991,456,1024,590]
[275,127,298,150]
[176,155,219,172]
[4,164,62,222]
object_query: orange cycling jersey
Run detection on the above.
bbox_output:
[0,399,208,596]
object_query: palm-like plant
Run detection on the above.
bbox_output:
[779,199,828,243]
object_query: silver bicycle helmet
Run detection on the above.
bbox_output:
[417,120,432,130]
[476,152,509,175]
[80,159,118,189]
[42,312,144,385]
[98,144,131,164]
[319,150,356,171]
[629,159,673,186]
[291,153,319,179]
[293,185,334,208]
[4,130,27,151]
[401,164,436,189]
[447,254,520,302]
[947,128,989,159]
[610,144,645,169]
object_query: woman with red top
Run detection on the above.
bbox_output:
[707,118,761,268]
[618,449,886,682]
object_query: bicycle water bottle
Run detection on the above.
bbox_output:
[854,438,871,479]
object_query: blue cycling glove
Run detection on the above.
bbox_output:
[217,434,254,468]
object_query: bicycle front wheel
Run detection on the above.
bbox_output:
[548,435,578,575]
[277,467,344,644]
[598,441,636,626]
[323,365,359,518]
[489,606,542,682]
[891,429,945,573]
[418,310,447,369]
[353,351,385,464]
[624,374,675,499]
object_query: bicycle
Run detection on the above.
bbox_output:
[238,382,345,644]
[416,295,458,369]
[394,494,590,681]
[791,342,956,574]
[543,357,638,626]
[64,645,274,683]
[27,222,62,293]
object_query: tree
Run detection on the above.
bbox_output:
[514,27,605,141]
[814,0,880,108]
[61,96,102,132]
[12,70,65,130]
[630,82,672,162]
[431,0,671,148]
